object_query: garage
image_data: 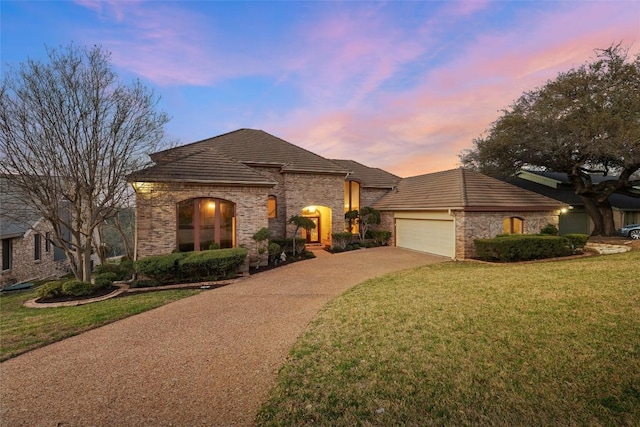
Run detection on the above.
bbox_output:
[395,212,455,258]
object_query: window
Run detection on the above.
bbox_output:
[268,196,277,219]
[344,181,361,232]
[503,217,524,234]
[2,239,12,271]
[34,233,42,261]
[45,232,51,252]
[177,198,236,252]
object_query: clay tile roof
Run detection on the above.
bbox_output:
[330,159,401,189]
[127,148,277,186]
[151,129,348,175]
[373,168,566,211]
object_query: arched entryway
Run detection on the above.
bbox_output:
[301,205,331,246]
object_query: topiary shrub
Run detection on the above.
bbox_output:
[134,252,187,284]
[61,280,94,297]
[540,224,559,236]
[331,232,353,251]
[268,242,281,265]
[370,230,392,246]
[94,272,118,289]
[37,281,64,299]
[271,238,306,256]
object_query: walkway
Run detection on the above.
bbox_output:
[0,247,446,426]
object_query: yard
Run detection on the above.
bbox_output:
[258,250,640,426]
[0,288,201,361]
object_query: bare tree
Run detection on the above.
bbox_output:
[0,44,168,281]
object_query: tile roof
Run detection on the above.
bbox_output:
[372,168,566,211]
[127,148,277,186]
[150,129,348,175]
[330,159,401,189]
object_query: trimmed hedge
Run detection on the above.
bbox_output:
[37,281,64,299]
[94,259,134,281]
[474,235,573,262]
[134,248,248,285]
[61,280,94,297]
[563,233,589,249]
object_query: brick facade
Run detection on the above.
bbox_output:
[0,221,69,288]
[454,210,560,259]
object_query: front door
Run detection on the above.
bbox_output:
[304,216,320,243]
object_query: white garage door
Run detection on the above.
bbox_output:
[396,218,455,258]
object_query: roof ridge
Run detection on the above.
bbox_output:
[459,167,468,207]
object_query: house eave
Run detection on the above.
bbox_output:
[129,178,277,187]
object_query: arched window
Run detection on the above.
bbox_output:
[503,217,524,234]
[268,195,277,219]
[177,198,235,252]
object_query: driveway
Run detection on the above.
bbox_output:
[0,247,446,426]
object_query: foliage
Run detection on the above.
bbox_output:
[370,230,392,245]
[257,251,640,426]
[564,233,589,249]
[94,273,116,289]
[252,227,271,267]
[460,44,640,236]
[94,260,134,281]
[540,224,559,236]
[331,232,353,250]
[271,238,307,256]
[356,207,381,243]
[288,215,316,255]
[134,248,248,285]
[474,235,573,262]
[344,210,359,233]
[268,242,281,265]
[61,281,94,297]
[1,288,200,361]
[0,44,169,281]
[37,281,64,299]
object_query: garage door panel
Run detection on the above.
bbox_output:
[396,218,454,258]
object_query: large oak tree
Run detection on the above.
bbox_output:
[0,44,169,281]
[460,45,640,236]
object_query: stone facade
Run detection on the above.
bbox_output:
[454,210,561,259]
[0,221,69,288]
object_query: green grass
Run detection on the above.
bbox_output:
[0,288,200,361]
[258,251,640,426]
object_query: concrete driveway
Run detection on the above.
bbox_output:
[0,247,446,426]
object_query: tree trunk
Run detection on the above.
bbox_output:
[582,196,604,236]
[599,200,618,236]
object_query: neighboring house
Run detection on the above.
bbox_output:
[128,130,567,261]
[372,168,567,259]
[0,176,69,287]
[507,170,640,235]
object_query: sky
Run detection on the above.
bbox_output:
[1,1,639,177]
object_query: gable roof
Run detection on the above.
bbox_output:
[330,159,401,189]
[151,129,348,175]
[127,148,277,186]
[0,176,42,239]
[372,168,566,212]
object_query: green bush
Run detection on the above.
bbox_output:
[37,281,64,299]
[134,248,248,285]
[94,260,134,281]
[271,238,306,256]
[331,232,353,250]
[94,272,117,289]
[474,235,572,262]
[370,230,392,246]
[268,242,281,264]
[61,280,94,297]
[540,224,559,236]
[563,233,589,249]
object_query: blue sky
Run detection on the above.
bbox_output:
[2,1,639,177]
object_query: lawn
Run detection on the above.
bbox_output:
[258,251,640,426]
[0,287,201,361]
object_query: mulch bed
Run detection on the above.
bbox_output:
[36,285,118,304]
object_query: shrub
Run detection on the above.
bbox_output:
[563,233,589,249]
[37,281,64,299]
[304,251,316,259]
[134,248,248,285]
[94,272,117,289]
[94,260,134,281]
[331,232,353,250]
[540,224,559,236]
[474,235,572,262]
[61,280,94,297]
[268,242,281,264]
[370,230,392,246]
[271,238,306,256]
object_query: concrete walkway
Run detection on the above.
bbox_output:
[0,247,446,426]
